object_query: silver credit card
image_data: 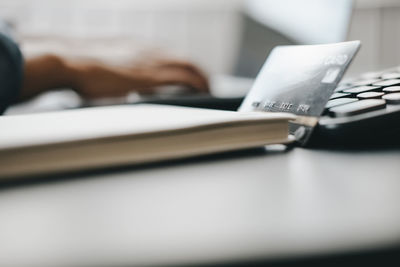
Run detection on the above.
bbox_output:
[239,41,361,145]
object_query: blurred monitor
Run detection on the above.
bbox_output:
[235,0,353,77]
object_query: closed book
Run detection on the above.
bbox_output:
[0,104,294,178]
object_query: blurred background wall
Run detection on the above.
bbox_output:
[0,0,400,78]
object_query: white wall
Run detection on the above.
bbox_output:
[0,0,244,75]
[347,1,400,76]
[1,0,400,77]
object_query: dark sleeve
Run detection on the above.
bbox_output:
[0,23,24,115]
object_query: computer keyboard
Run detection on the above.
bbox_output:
[325,68,400,118]
[313,66,400,146]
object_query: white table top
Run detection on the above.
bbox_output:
[1,146,400,266]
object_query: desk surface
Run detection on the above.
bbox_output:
[1,147,400,266]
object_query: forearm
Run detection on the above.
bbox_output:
[19,53,209,102]
[19,54,76,101]
[19,54,154,100]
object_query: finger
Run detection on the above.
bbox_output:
[153,67,210,93]
[126,57,210,92]
[154,59,207,79]
[156,62,210,92]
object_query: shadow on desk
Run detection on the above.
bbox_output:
[214,244,400,266]
[0,146,282,190]
[2,142,400,190]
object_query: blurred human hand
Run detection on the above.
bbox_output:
[20,54,209,101]
[69,58,209,99]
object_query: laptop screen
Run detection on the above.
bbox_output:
[245,0,353,44]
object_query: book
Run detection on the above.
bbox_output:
[0,104,294,178]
